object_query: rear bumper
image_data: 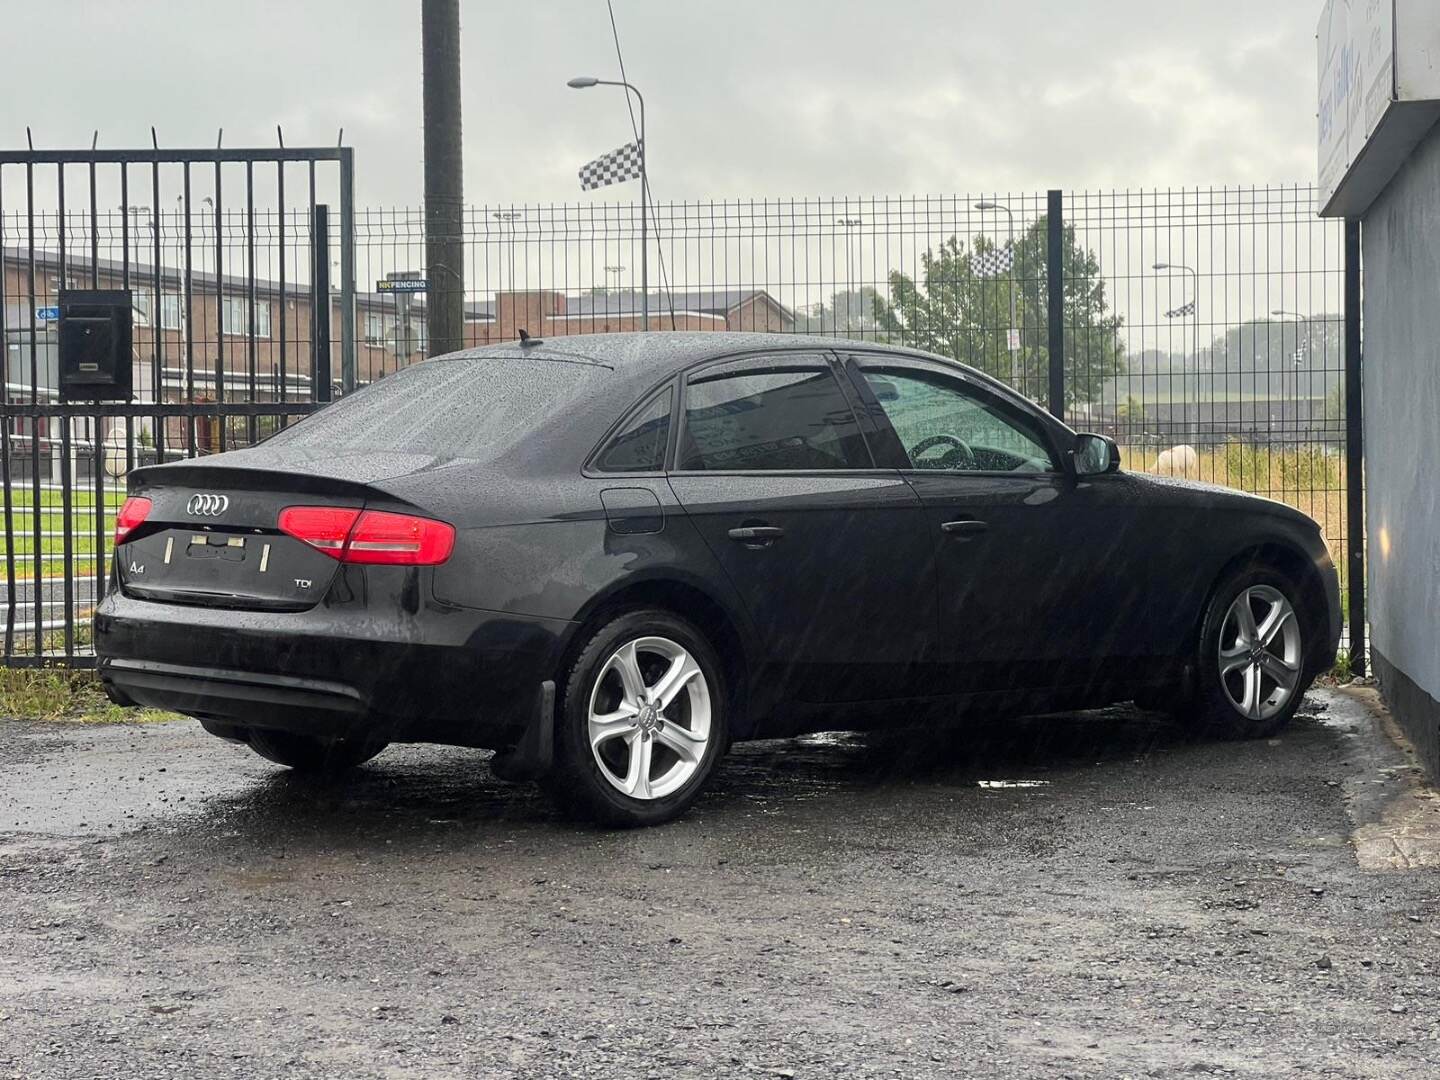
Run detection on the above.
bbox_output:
[103,658,368,733]
[95,590,576,748]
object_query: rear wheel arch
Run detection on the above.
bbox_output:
[561,577,752,732]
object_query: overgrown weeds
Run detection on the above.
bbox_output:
[0,668,175,723]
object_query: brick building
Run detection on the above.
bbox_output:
[465,288,793,344]
[4,250,793,403]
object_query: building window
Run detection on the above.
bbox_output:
[133,292,184,330]
[222,297,272,338]
[365,311,389,344]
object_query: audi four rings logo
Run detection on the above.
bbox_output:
[185,493,230,516]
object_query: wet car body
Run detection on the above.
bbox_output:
[95,332,1341,763]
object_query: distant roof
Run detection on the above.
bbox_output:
[1,249,789,324]
[566,289,793,321]
[2,246,417,314]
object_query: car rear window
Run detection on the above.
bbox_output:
[264,356,607,460]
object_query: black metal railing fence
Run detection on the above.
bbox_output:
[0,145,352,664]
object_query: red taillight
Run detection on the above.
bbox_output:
[277,506,361,556]
[344,509,456,565]
[277,506,454,566]
[114,496,152,544]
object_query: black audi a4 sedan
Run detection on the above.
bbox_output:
[96,332,1340,826]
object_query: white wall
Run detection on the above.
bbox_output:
[1361,122,1440,701]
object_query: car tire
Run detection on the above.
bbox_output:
[543,608,729,827]
[1191,563,1314,739]
[246,728,389,773]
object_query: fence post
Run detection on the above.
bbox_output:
[1046,189,1065,420]
[338,148,357,394]
[311,203,332,404]
[1343,219,1365,676]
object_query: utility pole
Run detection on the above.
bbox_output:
[422,0,464,356]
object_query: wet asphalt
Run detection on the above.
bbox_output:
[1,688,1438,1080]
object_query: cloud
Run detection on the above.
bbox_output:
[0,0,1323,206]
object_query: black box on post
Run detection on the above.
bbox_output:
[58,289,133,402]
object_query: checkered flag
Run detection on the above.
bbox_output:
[1164,300,1196,318]
[972,243,1014,279]
[579,141,644,191]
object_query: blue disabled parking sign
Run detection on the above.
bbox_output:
[36,306,59,323]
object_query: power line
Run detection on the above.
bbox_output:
[605,0,676,330]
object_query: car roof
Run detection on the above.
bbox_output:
[431,332,1064,433]
[430,331,933,382]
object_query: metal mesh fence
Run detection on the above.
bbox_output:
[1,177,1353,662]
[0,151,348,661]
[350,186,1348,579]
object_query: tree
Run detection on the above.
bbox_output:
[874,216,1125,406]
[1323,382,1345,423]
[793,287,887,338]
[1116,395,1147,424]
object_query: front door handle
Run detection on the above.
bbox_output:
[728,525,785,544]
[941,519,990,538]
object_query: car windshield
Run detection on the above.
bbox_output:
[263,355,607,460]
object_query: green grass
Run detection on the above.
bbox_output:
[5,489,126,511]
[0,486,117,573]
[0,668,177,723]
[3,560,100,580]
[1,533,102,556]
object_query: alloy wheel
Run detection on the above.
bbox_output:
[587,635,713,800]
[1217,585,1303,721]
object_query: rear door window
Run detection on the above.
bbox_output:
[677,356,871,472]
[593,388,672,473]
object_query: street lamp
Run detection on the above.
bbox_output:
[1154,262,1200,441]
[836,217,862,320]
[568,75,649,330]
[976,201,1018,352]
[492,210,523,295]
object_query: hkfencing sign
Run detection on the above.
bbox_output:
[377,278,428,293]
[1318,0,1440,217]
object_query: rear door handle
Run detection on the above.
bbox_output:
[941,519,990,538]
[728,526,785,543]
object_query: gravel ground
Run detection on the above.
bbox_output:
[1,687,1437,1079]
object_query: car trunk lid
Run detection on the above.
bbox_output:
[117,462,393,611]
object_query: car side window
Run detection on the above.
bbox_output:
[594,389,672,473]
[677,358,871,472]
[860,367,1058,473]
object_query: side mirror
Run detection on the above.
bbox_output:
[1073,433,1121,477]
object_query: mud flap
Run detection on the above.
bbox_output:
[490,680,556,782]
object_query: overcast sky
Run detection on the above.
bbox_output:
[1,0,1323,207]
